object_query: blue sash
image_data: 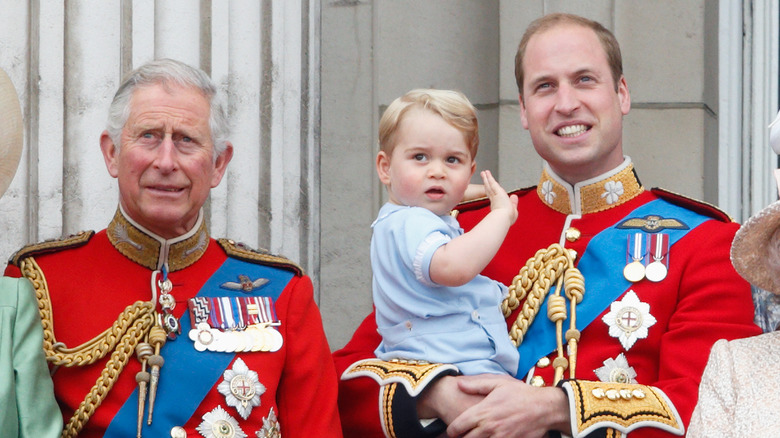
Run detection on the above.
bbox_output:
[514,198,711,377]
[106,258,293,437]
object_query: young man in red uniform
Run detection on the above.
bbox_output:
[334,13,760,438]
[6,59,341,438]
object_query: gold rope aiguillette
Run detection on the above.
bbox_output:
[21,257,160,438]
[501,243,585,385]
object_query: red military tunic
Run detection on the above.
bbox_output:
[6,208,341,438]
[334,159,760,437]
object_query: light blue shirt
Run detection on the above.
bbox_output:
[372,203,519,375]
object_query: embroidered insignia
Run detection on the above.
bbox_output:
[541,180,557,204]
[616,215,689,233]
[601,181,624,205]
[602,291,657,350]
[218,358,266,420]
[341,358,459,397]
[197,406,247,438]
[110,222,144,250]
[185,232,209,257]
[221,275,270,293]
[594,353,638,384]
[256,408,281,438]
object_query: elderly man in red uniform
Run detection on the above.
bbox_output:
[334,13,760,438]
[5,59,341,438]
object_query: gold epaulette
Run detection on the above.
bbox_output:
[561,380,684,437]
[217,238,303,276]
[651,187,734,223]
[341,358,459,397]
[8,230,95,266]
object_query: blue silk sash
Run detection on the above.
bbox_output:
[515,198,711,378]
[106,257,293,437]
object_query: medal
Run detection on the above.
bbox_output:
[645,233,669,282]
[187,296,282,353]
[623,233,647,282]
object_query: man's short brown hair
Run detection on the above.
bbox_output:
[514,13,624,97]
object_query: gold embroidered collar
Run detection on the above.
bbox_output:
[537,158,644,215]
[106,206,210,272]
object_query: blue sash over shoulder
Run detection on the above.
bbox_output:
[106,258,293,437]
[515,198,710,378]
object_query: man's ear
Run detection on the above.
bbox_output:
[100,130,120,178]
[210,142,234,188]
[519,94,529,130]
[617,76,631,115]
[376,151,392,186]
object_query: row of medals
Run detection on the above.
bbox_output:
[189,321,283,353]
[622,233,668,283]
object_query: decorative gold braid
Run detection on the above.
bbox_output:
[62,311,154,438]
[501,244,585,383]
[18,256,156,438]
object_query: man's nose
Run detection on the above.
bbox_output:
[554,83,580,114]
[154,136,178,171]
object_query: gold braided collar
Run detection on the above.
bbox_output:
[537,158,644,215]
[106,206,209,272]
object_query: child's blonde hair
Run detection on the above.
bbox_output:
[378,89,479,158]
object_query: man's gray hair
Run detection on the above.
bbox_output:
[106,58,230,158]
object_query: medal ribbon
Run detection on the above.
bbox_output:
[650,233,669,263]
[626,232,647,264]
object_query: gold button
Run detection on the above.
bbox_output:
[536,357,551,368]
[565,227,581,242]
[530,375,545,387]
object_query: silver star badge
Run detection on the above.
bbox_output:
[196,406,247,438]
[256,408,281,438]
[218,358,266,419]
[594,353,638,384]
[602,290,657,350]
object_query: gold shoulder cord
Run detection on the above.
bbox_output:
[20,257,156,438]
[501,243,585,385]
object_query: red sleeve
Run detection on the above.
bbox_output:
[4,263,21,277]
[332,311,386,437]
[276,274,343,437]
